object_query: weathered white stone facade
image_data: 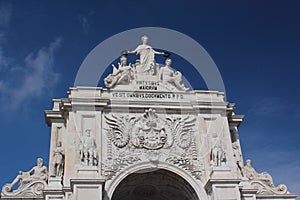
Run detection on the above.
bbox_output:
[0,36,297,200]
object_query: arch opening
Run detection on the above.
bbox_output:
[111,169,199,200]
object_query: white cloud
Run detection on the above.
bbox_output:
[246,97,290,116]
[78,15,89,34]
[0,37,62,110]
[0,4,12,27]
[0,46,9,71]
[78,10,94,34]
[0,4,12,70]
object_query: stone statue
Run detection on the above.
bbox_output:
[104,55,134,88]
[2,158,48,197]
[125,35,167,75]
[211,144,226,167]
[244,159,289,194]
[232,141,244,177]
[80,129,97,166]
[159,58,188,91]
[51,142,64,177]
[244,159,274,187]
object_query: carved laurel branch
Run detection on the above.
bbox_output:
[166,156,202,180]
[250,181,289,195]
[2,180,47,197]
[103,155,141,180]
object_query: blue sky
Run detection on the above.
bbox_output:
[0,0,299,196]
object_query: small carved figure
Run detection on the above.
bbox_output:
[51,142,64,177]
[125,35,167,75]
[244,159,275,187]
[3,158,47,194]
[80,129,97,166]
[211,144,226,167]
[159,58,188,91]
[232,141,244,177]
[104,55,134,88]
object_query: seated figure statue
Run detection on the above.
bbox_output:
[159,58,188,91]
[244,159,275,188]
[2,158,48,197]
[104,55,134,88]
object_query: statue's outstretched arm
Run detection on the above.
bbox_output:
[123,49,136,55]
[153,49,164,55]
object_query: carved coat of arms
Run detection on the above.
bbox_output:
[105,109,196,151]
[131,109,168,150]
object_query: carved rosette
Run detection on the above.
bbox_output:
[103,109,202,180]
[1,180,47,198]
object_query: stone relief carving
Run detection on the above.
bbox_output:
[102,109,203,180]
[1,158,48,198]
[80,129,98,166]
[232,141,244,177]
[105,114,136,148]
[51,141,64,177]
[244,159,289,195]
[166,156,203,180]
[102,152,141,180]
[132,109,169,150]
[104,55,134,88]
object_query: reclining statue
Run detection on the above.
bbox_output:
[159,58,189,91]
[244,159,288,194]
[104,55,134,88]
[2,158,48,197]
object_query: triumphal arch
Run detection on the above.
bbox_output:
[1,36,297,200]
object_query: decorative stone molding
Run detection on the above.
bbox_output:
[2,180,47,198]
[250,180,288,195]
